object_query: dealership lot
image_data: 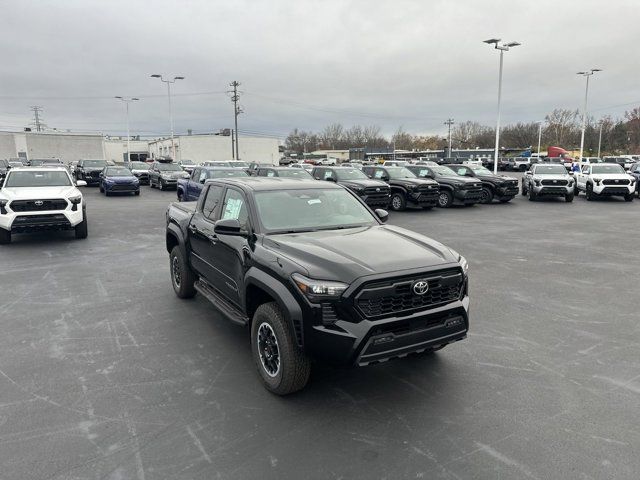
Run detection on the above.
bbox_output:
[1,182,639,480]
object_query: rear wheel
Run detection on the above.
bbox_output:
[479,187,493,204]
[574,183,579,196]
[149,177,155,188]
[177,189,184,202]
[437,190,453,208]
[521,182,527,196]
[170,246,196,298]
[251,302,310,395]
[390,193,406,211]
[0,228,11,244]
[528,187,537,201]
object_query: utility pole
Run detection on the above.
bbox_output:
[444,119,455,157]
[536,121,543,159]
[30,106,45,132]
[231,129,235,159]
[229,81,243,160]
[577,69,602,162]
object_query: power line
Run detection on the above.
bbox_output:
[444,118,455,154]
[30,106,46,132]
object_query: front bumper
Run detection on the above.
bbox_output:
[79,172,101,185]
[453,189,482,204]
[533,185,573,196]
[497,185,519,197]
[592,183,634,196]
[0,206,84,232]
[104,182,139,193]
[306,296,469,366]
[408,189,439,207]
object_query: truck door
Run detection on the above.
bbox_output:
[578,165,589,189]
[208,187,251,308]
[185,168,199,201]
[188,185,224,283]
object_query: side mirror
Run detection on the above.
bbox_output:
[214,218,245,236]
[374,209,389,223]
[381,175,389,181]
[326,176,336,182]
[76,180,87,187]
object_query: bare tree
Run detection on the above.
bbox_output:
[545,109,579,146]
[391,127,414,150]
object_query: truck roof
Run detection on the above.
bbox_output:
[205,177,342,191]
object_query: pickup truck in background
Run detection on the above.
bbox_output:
[574,163,635,201]
[177,166,249,201]
[165,177,469,394]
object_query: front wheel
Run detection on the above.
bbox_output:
[134,190,140,196]
[149,178,155,188]
[75,210,88,239]
[170,246,196,298]
[565,193,574,203]
[528,187,537,201]
[0,228,11,244]
[479,187,493,204]
[389,193,406,211]
[159,179,165,191]
[586,183,594,201]
[437,190,453,208]
[625,193,634,202]
[521,182,527,196]
[251,302,310,395]
[574,183,579,196]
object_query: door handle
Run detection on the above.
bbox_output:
[207,233,218,243]
[188,224,198,234]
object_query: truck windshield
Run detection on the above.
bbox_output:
[105,167,133,176]
[209,169,248,178]
[255,189,377,233]
[83,160,107,168]
[430,166,457,176]
[386,167,416,179]
[5,171,72,187]
[129,162,148,170]
[274,169,312,178]
[157,163,182,171]
[534,165,566,174]
[335,169,367,180]
[591,165,625,174]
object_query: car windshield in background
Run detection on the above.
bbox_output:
[229,161,249,168]
[209,169,249,178]
[105,167,133,176]
[335,168,367,180]
[386,167,416,179]
[274,169,311,178]
[431,166,457,175]
[592,165,625,174]
[181,160,195,165]
[255,189,377,233]
[535,165,566,174]
[129,162,148,170]
[157,163,182,171]
[206,161,231,167]
[84,160,107,168]
[5,170,71,187]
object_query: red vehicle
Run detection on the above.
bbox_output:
[547,146,574,171]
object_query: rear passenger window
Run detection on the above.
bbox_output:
[373,170,384,179]
[202,185,224,220]
[199,170,207,183]
[323,170,334,180]
[266,170,276,177]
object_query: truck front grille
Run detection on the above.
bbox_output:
[355,268,464,319]
[602,179,629,185]
[541,179,568,186]
[10,199,67,212]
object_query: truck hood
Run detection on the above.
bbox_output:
[104,176,138,183]
[339,179,389,189]
[262,224,458,282]
[390,178,439,188]
[0,186,80,200]
[160,171,189,179]
[532,174,570,180]
[590,173,634,181]
[435,175,481,186]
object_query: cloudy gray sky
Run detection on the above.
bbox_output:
[1,0,639,140]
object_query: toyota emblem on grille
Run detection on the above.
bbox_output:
[615,179,619,183]
[376,187,380,192]
[34,200,44,206]
[553,180,558,183]
[412,281,429,295]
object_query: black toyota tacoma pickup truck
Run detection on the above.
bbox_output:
[406,164,483,208]
[311,166,391,209]
[361,165,439,211]
[443,164,519,204]
[165,177,469,394]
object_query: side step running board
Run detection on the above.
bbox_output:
[194,279,249,327]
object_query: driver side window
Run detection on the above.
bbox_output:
[373,169,384,179]
[582,166,589,174]
[198,169,207,183]
[221,188,249,230]
[323,170,334,180]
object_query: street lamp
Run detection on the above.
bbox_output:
[577,69,602,162]
[597,119,604,158]
[114,96,139,163]
[536,120,544,159]
[150,74,185,160]
[484,38,521,174]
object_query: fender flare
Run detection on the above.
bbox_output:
[166,222,186,254]
[390,185,408,195]
[245,267,304,348]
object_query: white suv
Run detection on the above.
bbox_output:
[0,167,88,244]
[574,163,635,202]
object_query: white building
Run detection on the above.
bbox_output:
[148,133,280,165]
[0,131,104,163]
[103,138,150,163]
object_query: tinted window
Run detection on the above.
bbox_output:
[209,169,249,178]
[157,163,182,171]
[221,188,249,229]
[5,170,71,187]
[592,164,625,174]
[202,185,224,220]
[105,167,132,176]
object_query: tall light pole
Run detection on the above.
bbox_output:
[484,38,521,174]
[577,69,601,162]
[115,96,139,163]
[229,81,242,160]
[150,74,185,160]
[536,120,543,159]
[597,120,604,158]
[444,119,454,157]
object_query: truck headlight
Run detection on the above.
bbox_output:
[534,179,541,186]
[449,249,469,276]
[593,177,601,185]
[292,273,348,302]
[69,195,82,211]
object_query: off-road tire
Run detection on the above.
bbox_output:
[75,209,88,239]
[586,183,594,201]
[565,193,574,203]
[479,187,493,204]
[251,302,310,395]
[170,246,196,298]
[624,193,634,202]
[0,228,11,244]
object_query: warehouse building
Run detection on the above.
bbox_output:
[0,131,104,163]
[148,133,280,164]
[103,137,150,163]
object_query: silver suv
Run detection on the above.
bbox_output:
[521,163,574,202]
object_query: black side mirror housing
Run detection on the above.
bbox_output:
[214,218,245,236]
[326,176,336,182]
[374,209,389,223]
[381,175,389,181]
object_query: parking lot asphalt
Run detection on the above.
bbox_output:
[1,178,639,480]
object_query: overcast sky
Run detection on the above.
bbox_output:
[1,0,639,140]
